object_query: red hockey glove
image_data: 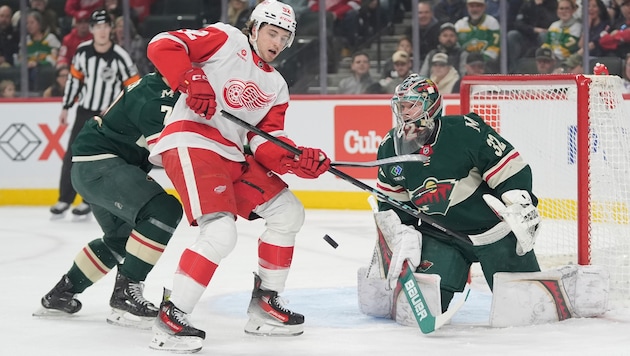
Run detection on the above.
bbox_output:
[178,68,216,118]
[282,147,331,179]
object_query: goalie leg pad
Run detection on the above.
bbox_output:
[357,267,392,318]
[357,267,442,326]
[490,265,609,327]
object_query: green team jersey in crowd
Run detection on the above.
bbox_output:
[376,113,537,241]
[71,73,179,172]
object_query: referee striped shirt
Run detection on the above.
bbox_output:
[62,40,140,112]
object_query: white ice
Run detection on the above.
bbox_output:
[1,207,629,356]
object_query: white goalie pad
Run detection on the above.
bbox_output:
[490,265,609,327]
[357,267,441,327]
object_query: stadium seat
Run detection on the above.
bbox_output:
[589,56,623,76]
[0,67,21,89]
[33,66,56,92]
[515,58,538,74]
[163,0,202,15]
[139,15,203,38]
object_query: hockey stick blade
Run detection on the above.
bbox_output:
[434,285,471,330]
[331,154,429,167]
[219,110,472,246]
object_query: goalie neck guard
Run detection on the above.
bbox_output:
[391,74,442,156]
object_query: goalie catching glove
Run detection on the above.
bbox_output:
[178,68,216,118]
[281,147,331,179]
[483,190,541,256]
[373,209,422,290]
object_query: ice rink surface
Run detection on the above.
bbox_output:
[1,207,629,356]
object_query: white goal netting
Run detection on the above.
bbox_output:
[461,75,630,304]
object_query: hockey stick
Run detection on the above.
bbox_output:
[219,110,472,246]
[331,154,429,167]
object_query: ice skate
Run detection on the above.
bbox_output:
[150,301,205,353]
[244,273,304,336]
[49,202,70,220]
[33,274,82,317]
[106,271,158,329]
[71,202,92,221]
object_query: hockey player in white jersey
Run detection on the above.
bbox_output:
[145,0,330,352]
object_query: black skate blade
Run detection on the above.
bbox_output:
[106,309,154,330]
[32,306,77,318]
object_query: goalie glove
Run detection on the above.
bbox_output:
[483,190,541,256]
[374,210,423,290]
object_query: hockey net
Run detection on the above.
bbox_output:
[460,74,630,304]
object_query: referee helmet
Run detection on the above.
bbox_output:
[90,9,111,26]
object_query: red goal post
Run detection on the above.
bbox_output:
[460,74,630,302]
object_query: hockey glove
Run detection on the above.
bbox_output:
[282,147,331,179]
[178,68,216,118]
[374,209,422,290]
[483,190,541,256]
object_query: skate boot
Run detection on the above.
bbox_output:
[33,274,82,316]
[106,271,158,329]
[49,201,70,220]
[71,202,92,221]
[244,272,304,336]
[150,300,205,353]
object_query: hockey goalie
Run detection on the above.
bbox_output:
[358,74,609,329]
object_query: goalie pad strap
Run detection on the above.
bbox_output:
[468,221,511,246]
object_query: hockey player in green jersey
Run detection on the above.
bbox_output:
[34,72,183,329]
[359,73,542,319]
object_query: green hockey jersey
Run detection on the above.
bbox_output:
[376,113,537,240]
[71,72,179,172]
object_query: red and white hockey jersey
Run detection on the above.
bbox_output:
[147,23,293,167]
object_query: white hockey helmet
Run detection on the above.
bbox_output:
[249,0,296,49]
[391,74,442,155]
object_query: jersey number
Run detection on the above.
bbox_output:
[486,134,506,156]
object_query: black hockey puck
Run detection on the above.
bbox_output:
[323,234,338,249]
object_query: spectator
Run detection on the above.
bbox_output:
[507,0,559,73]
[43,66,69,97]
[429,52,460,93]
[381,36,412,79]
[228,0,253,30]
[622,53,630,92]
[338,51,375,94]
[454,0,501,73]
[557,52,584,72]
[112,16,151,75]
[420,22,465,76]
[308,0,361,57]
[535,46,558,72]
[542,0,582,61]
[0,78,16,97]
[12,0,60,37]
[599,0,630,57]
[56,10,93,69]
[434,0,468,24]
[65,0,105,20]
[405,1,441,63]
[0,5,19,67]
[19,9,60,89]
[578,0,610,57]
[452,52,486,93]
[379,50,413,93]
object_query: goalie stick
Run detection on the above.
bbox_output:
[367,195,469,334]
[219,110,472,246]
[331,154,429,167]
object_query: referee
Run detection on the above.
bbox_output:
[50,9,140,219]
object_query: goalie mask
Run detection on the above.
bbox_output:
[391,74,442,156]
[249,0,296,56]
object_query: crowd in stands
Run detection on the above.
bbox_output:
[2,0,630,97]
